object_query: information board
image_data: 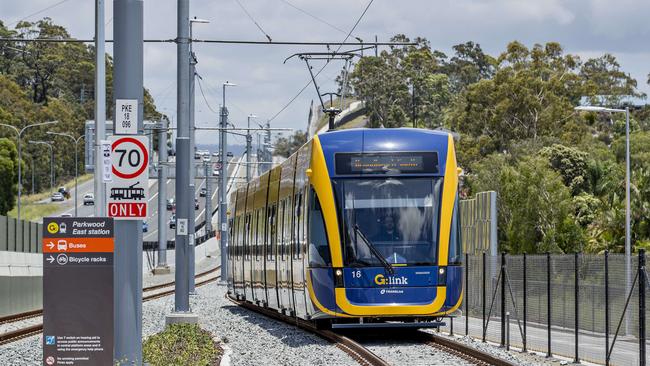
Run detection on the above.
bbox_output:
[43,217,114,366]
[115,99,138,135]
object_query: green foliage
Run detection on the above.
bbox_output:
[0,138,18,215]
[274,130,307,158]
[540,144,591,194]
[0,17,164,204]
[143,324,221,366]
[469,155,584,253]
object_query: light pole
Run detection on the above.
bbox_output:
[47,132,84,216]
[575,105,631,332]
[246,114,257,182]
[28,140,55,197]
[188,16,209,294]
[0,120,58,221]
[220,81,236,281]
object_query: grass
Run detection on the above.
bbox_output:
[7,173,93,222]
[338,114,368,130]
[143,324,222,366]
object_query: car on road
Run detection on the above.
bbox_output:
[51,192,64,202]
[142,221,149,232]
[195,198,199,210]
[169,214,176,229]
[212,168,220,176]
[166,198,175,210]
[60,213,72,218]
[194,150,201,159]
[226,151,233,157]
[83,193,94,206]
[58,186,70,199]
[212,152,220,157]
[202,154,211,162]
[199,187,207,197]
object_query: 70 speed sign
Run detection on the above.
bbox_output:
[106,136,149,219]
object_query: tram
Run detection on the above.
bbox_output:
[227,128,463,328]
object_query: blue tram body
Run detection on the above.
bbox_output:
[227,128,463,328]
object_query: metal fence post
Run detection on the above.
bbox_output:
[482,251,486,342]
[605,250,610,366]
[574,252,580,364]
[547,252,552,358]
[500,251,506,347]
[523,252,527,352]
[639,249,646,366]
[450,317,454,336]
[465,252,469,336]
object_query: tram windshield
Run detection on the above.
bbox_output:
[335,178,442,267]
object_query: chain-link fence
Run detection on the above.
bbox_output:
[440,251,650,366]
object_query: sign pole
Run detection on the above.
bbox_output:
[113,0,144,363]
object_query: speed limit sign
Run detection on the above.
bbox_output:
[106,136,149,219]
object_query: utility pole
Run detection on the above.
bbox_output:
[220,82,236,282]
[246,114,256,182]
[113,0,144,362]
[154,119,169,274]
[170,0,195,323]
[95,0,106,217]
[204,162,212,234]
[188,47,197,295]
[47,132,83,216]
[265,121,271,171]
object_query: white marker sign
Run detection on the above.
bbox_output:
[106,136,149,219]
[100,140,112,182]
[177,219,188,236]
[115,99,138,135]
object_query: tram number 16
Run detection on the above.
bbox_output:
[115,149,141,168]
[352,270,361,278]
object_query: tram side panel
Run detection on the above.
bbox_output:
[244,180,257,302]
[266,167,281,310]
[293,143,311,319]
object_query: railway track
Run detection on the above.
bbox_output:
[227,296,389,366]
[0,266,221,346]
[416,331,517,366]
[229,296,517,366]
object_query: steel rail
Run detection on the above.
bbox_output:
[0,266,220,345]
[227,296,389,366]
[416,330,517,366]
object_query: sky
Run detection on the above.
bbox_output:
[2,0,650,145]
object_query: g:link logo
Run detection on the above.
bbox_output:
[374,274,408,286]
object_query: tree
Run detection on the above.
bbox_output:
[0,138,18,215]
[581,54,645,106]
[540,144,591,194]
[273,130,308,158]
[469,154,583,253]
[441,41,496,93]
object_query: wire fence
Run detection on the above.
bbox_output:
[439,250,650,366]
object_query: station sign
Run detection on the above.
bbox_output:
[107,135,149,219]
[43,217,114,366]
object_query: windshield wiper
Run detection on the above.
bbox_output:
[354,224,394,275]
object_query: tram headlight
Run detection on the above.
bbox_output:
[437,267,447,285]
[334,268,344,287]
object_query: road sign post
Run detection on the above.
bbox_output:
[112,0,144,363]
[43,217,114,366]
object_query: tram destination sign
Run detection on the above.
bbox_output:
[106,135,149,219]
[43,217,114,366]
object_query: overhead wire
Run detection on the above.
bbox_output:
[267,0,374,123]
[233,0,273,42]
[7,0,75,27]
[278,0,352,37]
[196,77,220,115]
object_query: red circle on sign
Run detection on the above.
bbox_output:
[112,137,149,179]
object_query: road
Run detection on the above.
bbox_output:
[49,156,242,242]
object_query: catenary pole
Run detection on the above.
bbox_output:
[188,44,197,294]
[220,82,235,281]
[95,0,106,216]
[155,119,169,272]
[113,0,144,363]
[172,0,192,316]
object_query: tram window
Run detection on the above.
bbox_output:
[256,209,263,261]
[244,214,251,260]
[278,200,285,260]
[267,205,276,261]
[228,218,234,259]
[308,189,332,267]
[449,195,463,265]
[293,193,302,260]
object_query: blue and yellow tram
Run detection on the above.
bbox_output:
[227,128,463,328]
